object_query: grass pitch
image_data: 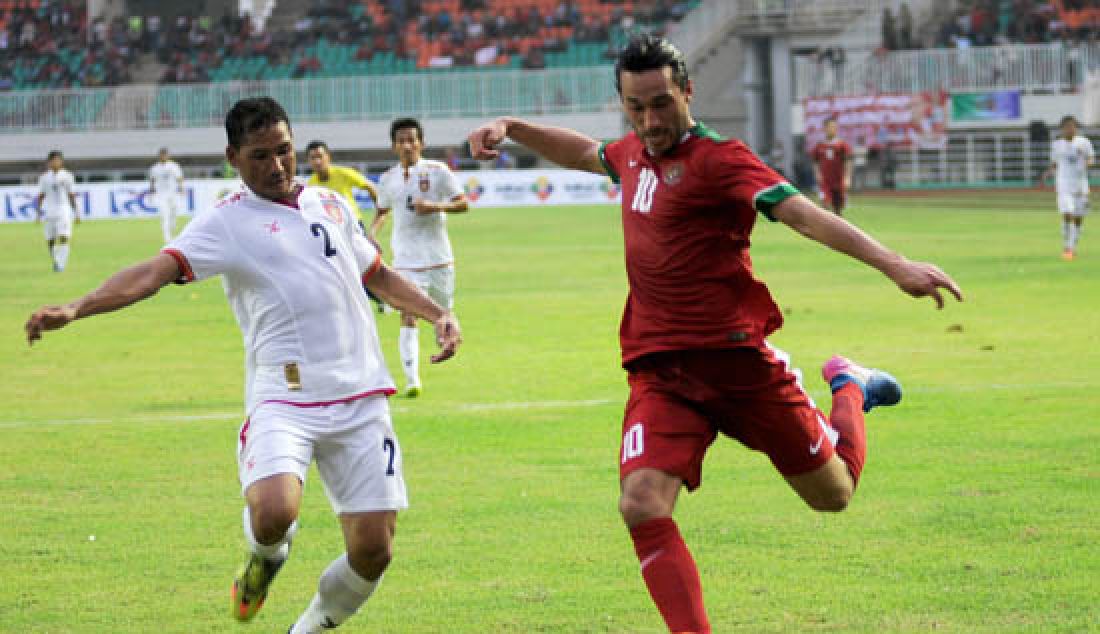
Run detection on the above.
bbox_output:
[1,191,1097,633]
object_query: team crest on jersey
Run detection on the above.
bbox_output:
[318,193,345,224]
[663,162,684,186]
[418,173,431,193]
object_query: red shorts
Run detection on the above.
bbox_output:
[619,346,836,491]
[823,186,847,211]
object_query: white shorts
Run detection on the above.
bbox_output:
[398,265,455,310]
[43,215,72,241]
[238,394,408,514]
[1057,191,1089,217]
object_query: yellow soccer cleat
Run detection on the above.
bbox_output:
[231,553,285,622]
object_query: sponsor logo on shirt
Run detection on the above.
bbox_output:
[418,173,431,193]
[663,162,684,186]
[319,192,345,224]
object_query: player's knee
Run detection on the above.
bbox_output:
[618,485,671,527]
[806,484,853,513]
[57,236,69,244]
[250,505,298,544]
[347,538,392,579]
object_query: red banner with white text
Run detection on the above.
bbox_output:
[804,92,948,152]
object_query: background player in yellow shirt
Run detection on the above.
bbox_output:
[307,140,386,311]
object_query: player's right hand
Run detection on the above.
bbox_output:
[430,312,462,363]
[467,118,508,161]
[25,304,77,346]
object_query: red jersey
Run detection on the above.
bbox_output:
[812,138,852,189]
[599,123,799,366]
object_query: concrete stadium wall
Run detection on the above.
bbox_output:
[0,112,623,163]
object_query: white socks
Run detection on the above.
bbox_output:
[399,327,420,387]
[291,554,380,634]
[242,506,296,562]
[162,211,176,243]
[52,243,69,271]
[1064,220,1083,251]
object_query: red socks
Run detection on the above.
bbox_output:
[829,382,867,485]
[629,517,710,634]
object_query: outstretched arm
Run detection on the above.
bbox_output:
[468,117,606,174]
[365,263,461,363]
[772,194,963,309]
[25,253,182,345]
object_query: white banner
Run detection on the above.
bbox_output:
[0,169,621,224]
[0,178,239,224]
[457,168,622,207]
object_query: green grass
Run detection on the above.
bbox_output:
[1,191,1097,633]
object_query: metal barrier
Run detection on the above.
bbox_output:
[849,132,1100,189]
[795,42,1100,98]
[0,67,619,133]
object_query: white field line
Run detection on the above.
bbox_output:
[0,383,1092,430]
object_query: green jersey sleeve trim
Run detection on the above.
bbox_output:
[598,141,620,184]
[690,121,725,141]
[753,182,799,221]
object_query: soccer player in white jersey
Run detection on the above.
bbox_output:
[149,147,185,243]
[25,97,462,634]
[1040,115,1095,260]
[35,150,79,272]
[370,118,469,398]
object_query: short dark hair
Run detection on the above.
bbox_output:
[225,97,291,148]
[824,116,838,125]
[390,117,423,143]
[614,33,689,94]
[47,150,63,161]
[1060,115,1079,127]
[305,140,329,154]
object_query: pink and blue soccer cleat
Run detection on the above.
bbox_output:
[822,355,902,413]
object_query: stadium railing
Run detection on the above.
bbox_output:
[0,66,618,132]
[732,0,899,32]
[795,42,1099,98]
[870,131,1100,189]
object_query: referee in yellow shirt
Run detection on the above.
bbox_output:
[306,140,386,312]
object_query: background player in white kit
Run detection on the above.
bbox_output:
[1040,115,1095,260]
[370,117,469,397]
[35,150,79,272]
[149,147,185,243]
[25,98,462,634]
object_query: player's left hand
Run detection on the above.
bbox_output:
[413,199,439,215]
[889,259,964,309]
[25,304,78,346]
[430,312,462,363]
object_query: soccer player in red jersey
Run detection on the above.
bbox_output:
[468,34,962,634]
[812,116,854,215]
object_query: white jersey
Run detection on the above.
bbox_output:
[164,184,395,413]
[37,169,75,218]
[149,160,183,194]
[1052,136,1095,194]
[376,158,463,269]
